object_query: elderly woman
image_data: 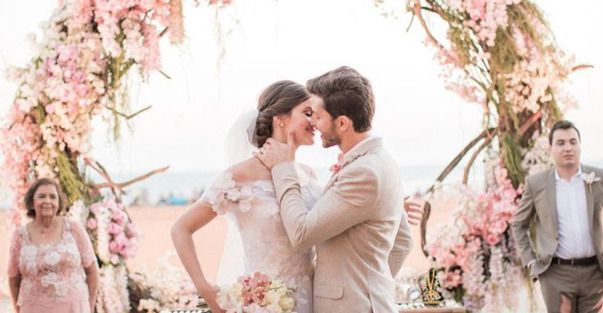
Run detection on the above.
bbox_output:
[7,178,99,313]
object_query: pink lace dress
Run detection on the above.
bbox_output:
[7,218,96,313]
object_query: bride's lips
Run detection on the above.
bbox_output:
[305,126,315,136]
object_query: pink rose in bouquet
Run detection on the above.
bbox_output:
[216,272,296,313]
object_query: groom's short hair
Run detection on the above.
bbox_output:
[306,66,374,132]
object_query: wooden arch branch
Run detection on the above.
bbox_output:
[85,157,169,197]
[104,105,152,120]
[425,127,498,194]
[420,110,543,256]
[411,1,447,53]
[572,64,594,72]
[462,128,499,184]
[420,127,496,256]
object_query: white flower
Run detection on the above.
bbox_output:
[26,262,37,275]
[22,245,37,262]
[66,243,79,255]
[44,251,61,266]
[581,171,601,192]
[240,185,254,198]
[214,172,236,190]
[226,188,240,201]
[278,296,295,311]
[41,272,58,287]
[216,282,243,310]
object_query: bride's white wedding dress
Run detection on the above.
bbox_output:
[201,164,321,313]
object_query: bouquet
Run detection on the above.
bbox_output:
[216,272,296,313]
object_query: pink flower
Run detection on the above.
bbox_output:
[108,222,123,235]
[87,218,98,230]
[111,210,125,226]
[486,233,500,246]
[109,240,120,253]
[115,234,129,246]
[90,203,101,215]
[490,220,508,236]
[329,153,344,173]
[125,223,138,238]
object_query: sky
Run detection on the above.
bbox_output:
[0,0,601,180]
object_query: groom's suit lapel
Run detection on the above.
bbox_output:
[545,169,559,237]
[322,137,383,195]
[582,165,596,233]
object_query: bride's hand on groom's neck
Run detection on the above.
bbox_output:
[254,132,297,170]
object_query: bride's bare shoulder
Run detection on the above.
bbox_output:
[225,158,271,183]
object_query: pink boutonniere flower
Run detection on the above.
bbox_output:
[329,153,344,173]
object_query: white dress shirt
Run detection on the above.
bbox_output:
[554,166,596,259]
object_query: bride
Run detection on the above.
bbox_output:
[171,80,321,313]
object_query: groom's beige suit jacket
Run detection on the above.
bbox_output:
[511,165,603,276]
[272,137,413,313]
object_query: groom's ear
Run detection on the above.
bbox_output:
[338,116,353,132]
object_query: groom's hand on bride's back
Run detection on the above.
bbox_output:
[254,132,297,169]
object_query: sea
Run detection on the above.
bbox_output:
[0,163,484,209]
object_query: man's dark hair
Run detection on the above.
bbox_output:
[306,66,374,132]
[549,120,581,144]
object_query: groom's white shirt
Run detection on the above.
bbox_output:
[272,137,413,313]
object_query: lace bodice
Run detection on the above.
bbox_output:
[7,218,95,308]
[201,164,322,313]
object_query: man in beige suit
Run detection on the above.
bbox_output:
[512,120,603,313]
[256,66,412,313]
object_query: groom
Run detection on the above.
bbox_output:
[256,66,412,313]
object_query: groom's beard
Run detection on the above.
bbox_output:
[321,122,341,148]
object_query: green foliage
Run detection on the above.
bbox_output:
[502,134,526,187]
[56,150,91,205]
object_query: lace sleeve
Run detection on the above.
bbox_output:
[69,219,96,268]
[200,172,254,215]
[7,228,22,278]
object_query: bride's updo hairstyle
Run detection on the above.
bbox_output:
[254,80,310,147]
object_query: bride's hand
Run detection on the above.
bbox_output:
[199,284,225,313]
[254,132,297,169]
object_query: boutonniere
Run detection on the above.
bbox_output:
[581,171,601,193]
[329,153,344,174]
